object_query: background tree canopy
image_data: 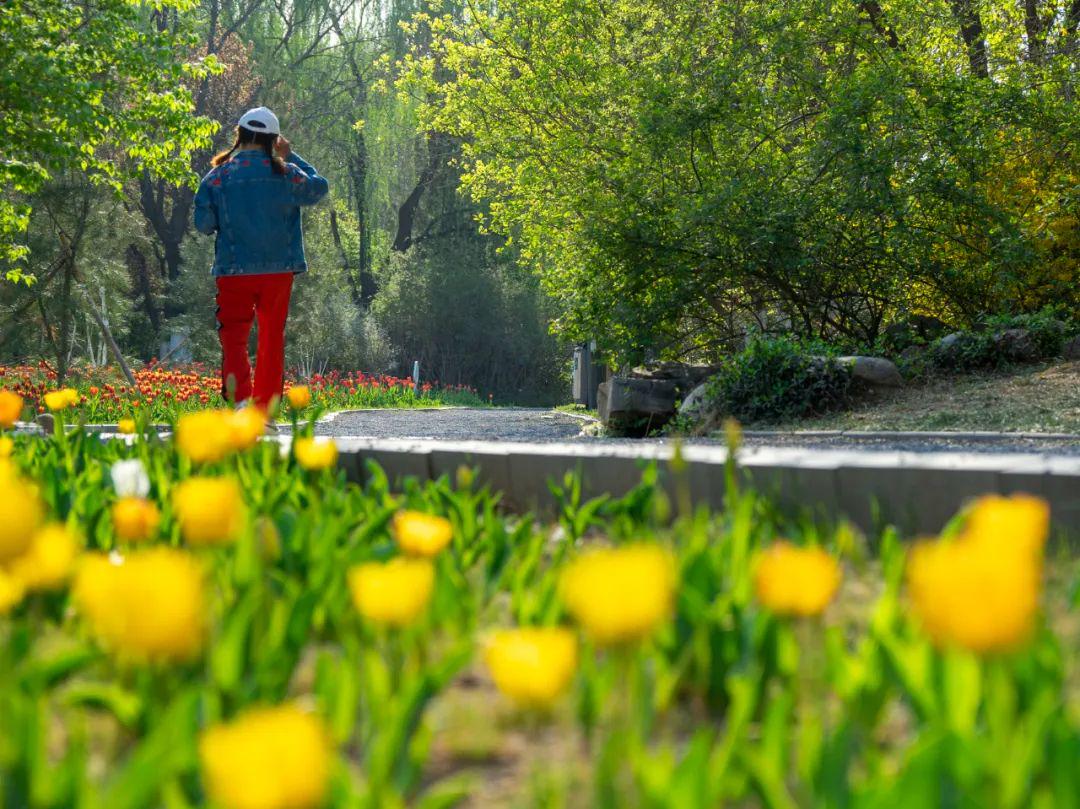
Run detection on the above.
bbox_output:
[404,0,1080,366]
[1,0,566,403]
[2,0,1079,394]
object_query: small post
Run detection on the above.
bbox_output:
[412,360,420,396]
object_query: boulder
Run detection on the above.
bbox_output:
[677,380,711,418]
[837,356,904,387]
[1063,335,1080,361]
[993,328,1038,363]
[932,332,968,367]
[598,377,679,435]
[938,332,963,352]
[628,362,721,392]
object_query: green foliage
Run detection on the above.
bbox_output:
[371,233,567,404]
[703,336,851,424]
[403,0,1080,364]
[982,308,1072,358]
[1,0,566,404]
[0,0,218,277]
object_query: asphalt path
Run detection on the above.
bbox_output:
[313,408,1080,455]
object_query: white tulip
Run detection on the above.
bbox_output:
[110,459,150,498]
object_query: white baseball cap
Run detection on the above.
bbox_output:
[238,106,280,135]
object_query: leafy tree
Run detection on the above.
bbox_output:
[0,0,218,280]
[402,0,1080,365]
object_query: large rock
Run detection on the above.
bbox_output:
[932,332,972,368]
[629,362,721,389]
[938,332,963,352]
[1063,335,1080,361]
[678,380,711,418]
[837,356,904,388]
[598,377,679,435]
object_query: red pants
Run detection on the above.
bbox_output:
[215,273,294,408]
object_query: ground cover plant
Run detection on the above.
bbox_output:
[0,362,484,423]
[1,390,1080,807]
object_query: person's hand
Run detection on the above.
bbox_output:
[274,136,292,159]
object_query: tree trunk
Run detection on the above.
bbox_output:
[948,0,990,78]
[329,209,362,305]
[126,243,161,334]
[393,137,447,252]
[1023,0,1046,64]
[857,1,902,51]
[1066,1,1080,99]
[56,242,74,385]
[352,128,376,305]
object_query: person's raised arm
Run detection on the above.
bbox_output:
[275,136,329,206]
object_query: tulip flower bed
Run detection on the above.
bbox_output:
[0,362,484,423]
[1,405,1080,808]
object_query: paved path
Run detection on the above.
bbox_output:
[314,408,1080,454]
[30,408,1080,455]
[315,408,593,442]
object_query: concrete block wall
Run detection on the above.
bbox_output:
[323,438,1080,535]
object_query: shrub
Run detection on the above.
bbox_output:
[928,330,999,372]
[702,336,851,424]
[983,309,1069,358]
[929,308,1073,372]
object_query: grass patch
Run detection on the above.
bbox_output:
[747,360,1080,433]
[553,403,599,419]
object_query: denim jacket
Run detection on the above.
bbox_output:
[193,150,329,276]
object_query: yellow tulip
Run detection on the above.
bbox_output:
[199,704,331,809]
[907,532,1041,655]
[560,544,676,646]
[347,557,434,627]
[173,477,246,546]
[112,497,161,543]
[293,437,338,471]
[0,474,44,564]
[10,523,79,591]
[117,418,137,435]
[0,389,23,428]
[962,494,1049,559]
[905,494,1051,655]
[483,627,578,708]
[44,388,79,411]
[753,542,842,618]
[229,407,266,451]
[73,548,206,662]
[393,510,453,557]
[175,409,235,464]
[0,567,25,615]
[286,385,312,411]
[0,435,12,458]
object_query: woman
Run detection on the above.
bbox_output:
[193,106,329,413]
